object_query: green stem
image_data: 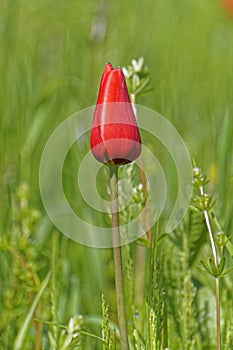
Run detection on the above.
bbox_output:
[130,92,152,244]
[109,166,129,350]
[216,277,221,350]
[200,186,221,350]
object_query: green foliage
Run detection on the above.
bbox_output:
[48,315,84,350]
[0,0,233,349]
[192,167,233,279]
[122,57,152,97]
[0,182,47,349]
[101,295,113,350]
[14,272,51,350]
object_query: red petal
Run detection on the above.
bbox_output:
[91,64,141,165]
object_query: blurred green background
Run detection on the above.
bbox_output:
[0,0,233,348]
[1,0,232,216]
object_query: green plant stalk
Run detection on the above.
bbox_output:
[7,245,43,350]
[200,186,221,350]
[130,92,152,244]
[109,166,129,350]
[13,272,51,350]
[215,277,221,350]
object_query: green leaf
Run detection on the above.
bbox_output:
[134,77,151,96]
[137,237,151,248]
[209,258,218,277]
[201,260,215,277]
[13,272,51,350]
[156,232,167,244]
[226,240,233,257]
[136,88,154,97]
[217,256,226,276]
[222,266,233,277]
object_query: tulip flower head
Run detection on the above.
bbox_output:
[90,63,141,165]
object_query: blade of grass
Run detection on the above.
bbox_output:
[13,271,51,350]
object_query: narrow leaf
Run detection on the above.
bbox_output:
[209,258,218,277]
[201,260,215,277]
[222,266,233,277]
[218,256,226,276]
[226,240,233,257]
[13,272,51,350]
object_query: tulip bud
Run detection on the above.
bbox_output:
[90,63,141,165]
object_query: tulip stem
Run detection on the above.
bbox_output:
[109,165,129,350]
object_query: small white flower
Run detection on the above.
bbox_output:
[131,57,144,72]
[122,67,130,77]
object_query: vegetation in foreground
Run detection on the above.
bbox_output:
[0,0,233,349]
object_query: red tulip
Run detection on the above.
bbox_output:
[90,63,141,165]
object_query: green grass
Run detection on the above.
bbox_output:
[0,0,233,349]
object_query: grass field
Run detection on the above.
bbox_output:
[0,0,233,349]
